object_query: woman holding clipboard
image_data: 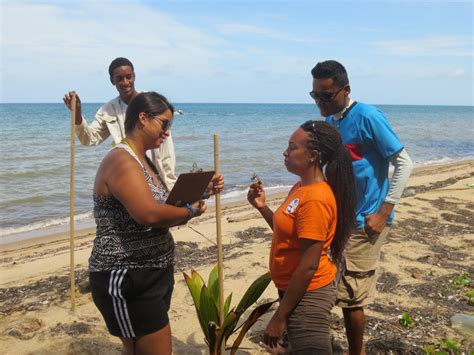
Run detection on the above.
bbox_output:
[86,91,223,355]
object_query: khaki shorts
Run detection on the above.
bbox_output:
[336,227,390,308]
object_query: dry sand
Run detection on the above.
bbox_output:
[1,160,473,354]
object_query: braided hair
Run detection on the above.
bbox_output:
[300,120,356,264]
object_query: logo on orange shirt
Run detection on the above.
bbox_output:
[286,198,299,213]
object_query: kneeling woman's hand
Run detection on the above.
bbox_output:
[261,311,287,352]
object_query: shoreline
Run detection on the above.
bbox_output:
[0,185,292,247]
[1,157,473,247]
[1,158,472,248]
[0,191,289,251]
[0,159,473,353]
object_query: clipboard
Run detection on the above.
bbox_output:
[165,171,215,207]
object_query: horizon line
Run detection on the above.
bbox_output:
[1,101,473,107]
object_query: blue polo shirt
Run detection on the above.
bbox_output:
[326,102,403,229]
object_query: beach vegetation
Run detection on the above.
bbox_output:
[465,289,474,305]
[452,273,470,287]
[183,265,275,354]
[420,338,462,355]
[399,311,415,329]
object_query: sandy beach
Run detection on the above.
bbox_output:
[1,160,473,354]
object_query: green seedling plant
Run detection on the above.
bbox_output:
[440,339,461,354]
[183,265,275,354]
[465,289,474,305]
[399,311,414,329]
[452,273,470,287]
[421,338,462,355]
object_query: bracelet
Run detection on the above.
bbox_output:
[184,203,199,219]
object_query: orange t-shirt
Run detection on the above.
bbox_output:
[270,181,337,291]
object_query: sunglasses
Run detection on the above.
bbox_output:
[148,113,173,131]
[309,85,347,103]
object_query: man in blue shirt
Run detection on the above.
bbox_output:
[310,60,413,355]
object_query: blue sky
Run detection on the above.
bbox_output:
[1,0,473,105]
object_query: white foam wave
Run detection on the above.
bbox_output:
[0,212,93,238]
[219,184,292,203]
[413,155,474,167]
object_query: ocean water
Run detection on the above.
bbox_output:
[0,103,473,243]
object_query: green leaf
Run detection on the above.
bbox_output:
[208,265,220,308]
[183,271,209,340]
[440,338,461,352]
[399,311,414,328]
[230,300,277,355]
[200,286,220,337]
[465,289,474,298]
[235,272,272,313]
[453,273,470,287]
[183,270,205,311]
[224,293,233,318]
[420,344,436,354]
[184,270,272,355]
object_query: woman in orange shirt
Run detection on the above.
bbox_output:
[248,121,355,354]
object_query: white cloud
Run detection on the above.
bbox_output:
[1,1,472,105]
[451,68,467,78]
[0,2,322,102]
[1,2,226,79]
[349,62,471,81]
[217,23,319,43]
[373,36,473,57]
[413,67,470,80]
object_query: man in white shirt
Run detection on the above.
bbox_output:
[63,57,177,191]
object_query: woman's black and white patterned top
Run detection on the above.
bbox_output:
[89,143,174,272]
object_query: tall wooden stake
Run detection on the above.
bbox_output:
[69,96,76,311]
[213,134,225,354]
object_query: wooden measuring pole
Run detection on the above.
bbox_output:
[213,134,225,354]
[69,96,76,311]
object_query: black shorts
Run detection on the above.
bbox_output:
[89,266,174,338]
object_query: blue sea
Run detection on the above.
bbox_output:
[0,103,473,243]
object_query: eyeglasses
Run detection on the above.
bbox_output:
[148,113,173,131]
[309,85,347,103]
[157,118,172,131]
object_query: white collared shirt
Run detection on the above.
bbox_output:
[75,95,177,191]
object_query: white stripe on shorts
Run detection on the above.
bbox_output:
[116,269,135,337]
[108,269,135,338]
[108,270,127,337]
